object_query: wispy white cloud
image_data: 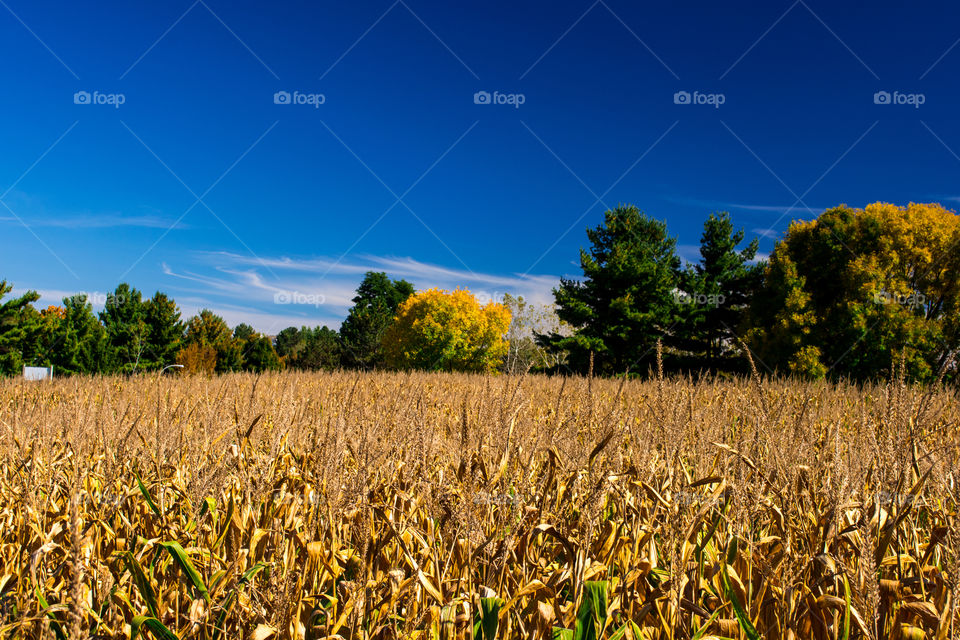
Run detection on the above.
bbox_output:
[751,227,781,239]
[162,262,358,310]
[666,195,827,217]
[156,252,562,333]
[0,190,188,230]
[677,243,768,267]
[174,297,346,334]
[189,252,559,305]
[677,243,702,266]
[1,213,186,229]
[10,288,84,308]
[720,203,822,215]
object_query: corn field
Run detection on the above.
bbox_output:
[1,369,959,639]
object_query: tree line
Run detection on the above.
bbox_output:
[538,202,959,382]
[0,272,411,376]
[1,201,957,381]
[0,269,515,376]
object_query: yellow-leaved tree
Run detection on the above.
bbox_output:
[748,202,960,381]
[381,288,511,372]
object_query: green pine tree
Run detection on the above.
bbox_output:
[100,283,148,373]
[143,292,184,369]
[0,281,40,375]
[339,272,414,369]
[677,212,763,371]
[538,205,681,374]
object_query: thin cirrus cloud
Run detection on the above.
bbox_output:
[666,196,828,218]
[0,213,187,229]
[0,192,188,230]
[678,244,770,266]
[157,252,562,332]
[195,251,560,302]
[752,227,782,239]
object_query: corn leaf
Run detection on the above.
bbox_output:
[160,541,210,603]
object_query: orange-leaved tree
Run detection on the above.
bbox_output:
[381,288,511,372]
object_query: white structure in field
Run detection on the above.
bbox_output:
[23,366,53,381]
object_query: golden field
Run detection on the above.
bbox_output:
[0,370,958,639]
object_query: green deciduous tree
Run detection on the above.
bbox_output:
[20,305,63,368]
[183,310,231,349]
[181,309,234,372]
[382,288,511,372]
[275,327,304,360]
[747,202,960,381]
[215,338,244,373]
[233,323,256,342]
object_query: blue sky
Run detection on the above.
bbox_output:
[3,0,960,332]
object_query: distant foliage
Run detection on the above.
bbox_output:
[143,292,184,368]
[99,284,146,373]
[240,334,283,372]
[176,343,217,374]
[747,202,960,381]
[0,281,39,376]
[676,212,764,371]
[1,201,957,381]
[382,288,511,372]
[279,326,341,371]
[501,293,570,373]
[47,295,110,375]
[539,205,682,375]
[339,272,414,369]
[183,309,231,349]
